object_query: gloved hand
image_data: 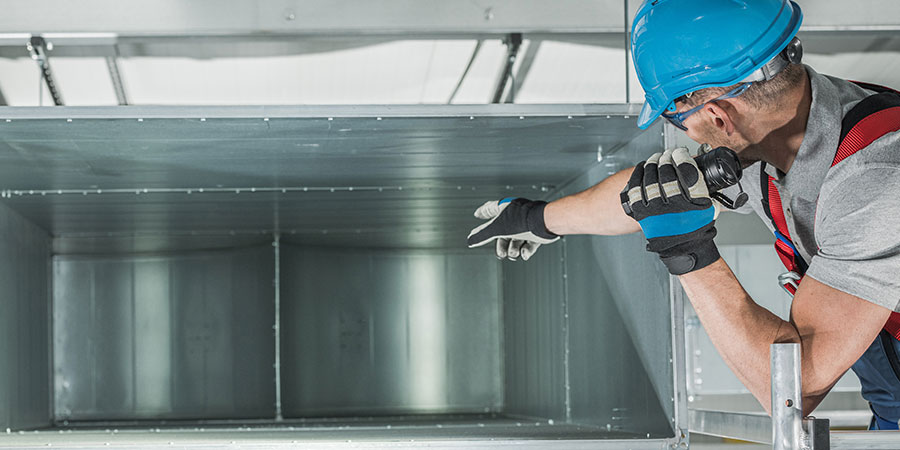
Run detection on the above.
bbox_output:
[620,147,720,275]
[467,197,560,261]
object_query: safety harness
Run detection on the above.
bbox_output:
[761,81,900,341]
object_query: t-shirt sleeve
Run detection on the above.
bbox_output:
[806,165,900,312]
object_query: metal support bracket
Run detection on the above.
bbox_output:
[804,417,831,450]
[669,274,690,448]
[491,33,522,103]
[27,36,64,106]
[505,39,540,103]
[105,53,129,105]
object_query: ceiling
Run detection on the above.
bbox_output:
[0,0,897,108]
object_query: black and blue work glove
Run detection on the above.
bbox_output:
[467,197,559,261]
[621,147,720,275]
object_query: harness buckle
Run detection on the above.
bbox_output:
[778,271,802,296]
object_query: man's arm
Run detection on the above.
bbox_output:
[467,167,641,260]
[680,259,891,415]
[544,168,642,236]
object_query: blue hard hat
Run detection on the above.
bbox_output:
[631,0,803,129]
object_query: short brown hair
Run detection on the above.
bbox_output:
[680,63,806,111]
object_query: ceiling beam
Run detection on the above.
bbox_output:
[105,55,128,105]
[0,0,623,36]
[0,33,627,60]
[2,0,897,39]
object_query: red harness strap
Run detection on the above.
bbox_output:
[834,105,900,165]
[763,82,900,340]
[765,180,803,295]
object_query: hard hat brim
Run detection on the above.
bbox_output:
[637,101,660,130]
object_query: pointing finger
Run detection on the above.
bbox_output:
[474,200,501,219]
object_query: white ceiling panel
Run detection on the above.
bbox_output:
[0,58,54,106]
[516,41,627,104]
[447,40,506,105]
[415,41,476,104]
[118,40,477,105]
[52,58,119,106]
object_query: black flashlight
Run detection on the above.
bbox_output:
[694,146,748,210]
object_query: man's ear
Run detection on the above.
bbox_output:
[704,101,736,136]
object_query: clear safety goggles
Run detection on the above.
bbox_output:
[661,82,752,131]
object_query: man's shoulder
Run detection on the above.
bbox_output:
[819,136,900,206]
[818,77,900,201]
[816,131,900,242]
[820,110,900,191]
[810,140,900,312]
[821,71,900,116]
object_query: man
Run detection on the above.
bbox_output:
[467,0,900,430]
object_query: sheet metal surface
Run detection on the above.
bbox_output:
[0,105,641,250]
[280,246,501,416]
[0,421,671,450]
[501,242,568,421]
[53,246,276,421]
[563,234,674,437]
[0,203,51,430]
[501,180,674,435]
[549,127,677,429]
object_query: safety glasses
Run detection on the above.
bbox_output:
[661,82,753,131]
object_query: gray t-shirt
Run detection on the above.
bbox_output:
[721,65,900,312]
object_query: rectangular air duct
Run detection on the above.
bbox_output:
[0,105,687,449]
